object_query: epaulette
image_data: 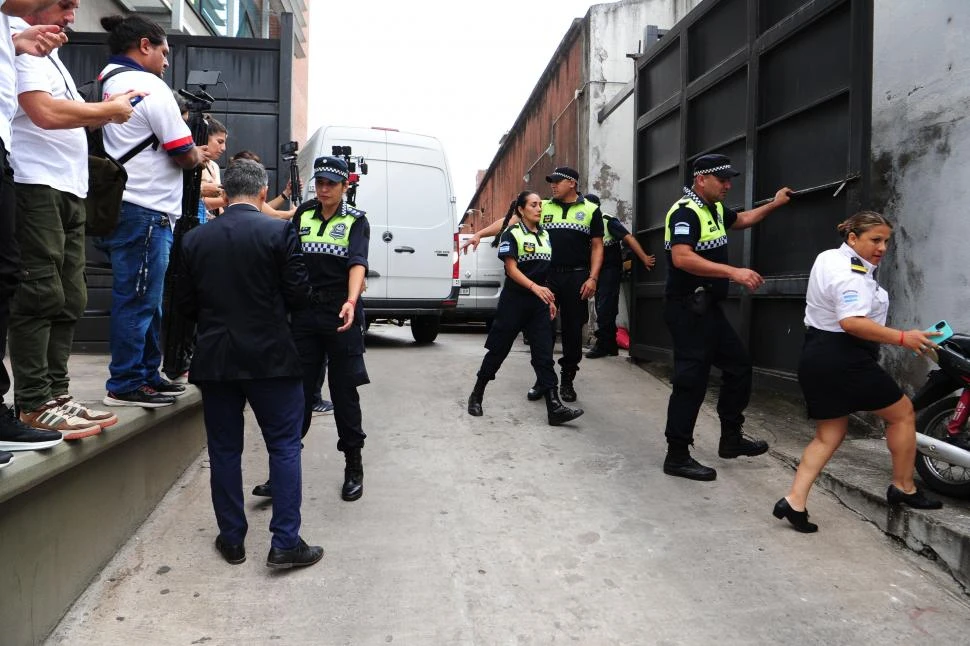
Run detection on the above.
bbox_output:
[849,256,868,274]
[345,204,366,218]
[294,198,319,217]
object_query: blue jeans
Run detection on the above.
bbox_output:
[200,378,304,550]
[97,202,173,394]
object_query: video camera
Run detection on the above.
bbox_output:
[281,140,301,209]
[331,145,368,207]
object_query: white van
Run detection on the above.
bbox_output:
[444,234,505,328]
[298,126,459,343]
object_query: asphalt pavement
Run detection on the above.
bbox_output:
[45,324,970,644]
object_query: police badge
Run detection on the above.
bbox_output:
[523,242,536,253]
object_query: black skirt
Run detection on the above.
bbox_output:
[798,327,904,419]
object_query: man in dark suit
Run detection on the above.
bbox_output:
[177,159,323,569]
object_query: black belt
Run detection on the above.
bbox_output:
[309,289,347,304]
[551,265,588,273]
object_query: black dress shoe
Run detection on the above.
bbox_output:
[585,346,618,359]
[886,485,943,510]
[526,383,545,401]
[719,435,769,458]
[215,535,246,564]
[467,393,483,416]
[772,498,818,533]
[252,481,272,498]
[663,456,717,481]
[266,538,324,569]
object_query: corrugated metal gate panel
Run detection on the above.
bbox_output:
[631,0,872,387]
[58,26,294,352]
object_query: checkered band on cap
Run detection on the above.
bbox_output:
[314,164,349,179]
[693,164,732,177]
[549,171,576,182]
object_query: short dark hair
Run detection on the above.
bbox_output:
[222,159,268,200]
[230,150,261,163]
[101,14,166,56]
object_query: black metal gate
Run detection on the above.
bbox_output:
[58,16,296,352]
[631,0,873,389]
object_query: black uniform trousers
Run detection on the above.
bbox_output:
[478,286,557,389]
[663,297,752,447]
[547,269,588,375]
[0,143,19,409]
[290,295,369,452]
[593,262,622,351]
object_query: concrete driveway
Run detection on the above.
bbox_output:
[47,324,970,644]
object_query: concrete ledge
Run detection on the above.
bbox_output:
[0,390,204,645]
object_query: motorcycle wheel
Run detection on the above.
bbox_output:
[915,396,970,498]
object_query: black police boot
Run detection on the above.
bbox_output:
[342,448,364,502]
[526,381,546,402]
[545,389,583,426]
[663,443,717,481]
[467,378,487,416]
[585,345,619,359]
[718,431,769,459]
[559,371,577,402]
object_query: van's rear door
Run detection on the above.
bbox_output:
[384,136,455,301]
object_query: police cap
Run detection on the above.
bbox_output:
[313,156,349,182]
[545,166,579,183]
[692,154,740,179]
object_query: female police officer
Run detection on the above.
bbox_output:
[467,191,583,426]
[773,211,942,533]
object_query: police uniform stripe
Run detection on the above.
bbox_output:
[604,240,621,247]
[544,221,591,233]
[517,253,552,263]
[302,242,350,256]
[663,236,728,251]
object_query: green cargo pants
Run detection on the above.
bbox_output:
[8,184,87,412]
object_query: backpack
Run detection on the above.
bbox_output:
[83,67,158,236]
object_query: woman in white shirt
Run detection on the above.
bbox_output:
[774,211,943,533]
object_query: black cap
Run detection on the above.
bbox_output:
[313,156,349,182]
[545,166,579,183]
[692,154,740,179]
[584,193,600,205]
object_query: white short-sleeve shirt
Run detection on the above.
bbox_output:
[100,62,194,221]
[0,5,17,151]
[804,243,889,332]
[9,17,87,197]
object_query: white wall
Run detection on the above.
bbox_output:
[582,0,701,331]
[871,2,970,386]
[73,0,210,35]
[583,0,701,227]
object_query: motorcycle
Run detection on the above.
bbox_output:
[911,334,970,497]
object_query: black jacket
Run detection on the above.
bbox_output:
[177,203,310,382]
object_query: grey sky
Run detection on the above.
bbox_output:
[307,0,609,218]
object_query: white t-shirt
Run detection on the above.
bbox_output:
[9,17,87,197]
[804,243,889,332]
[100,62,193,220]
[0,4,17,151]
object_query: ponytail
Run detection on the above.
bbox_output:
[490,190,537,247]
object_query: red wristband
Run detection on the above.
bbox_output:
[346,299,356,308]
[899,330,904,346]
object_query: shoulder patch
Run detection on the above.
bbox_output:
[850,256,867,274]
[498,241,511,254]
[346,205,366,218]
[673,222,691,237]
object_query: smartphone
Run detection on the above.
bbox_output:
[925,320,955,344]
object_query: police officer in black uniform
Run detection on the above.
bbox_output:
[583,193,656,359]
[461,167,603,403]
[662,154,791,481]
[467,191,582,426]
[254,156,370,502]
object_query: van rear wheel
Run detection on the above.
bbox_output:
[411,315,440,344]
